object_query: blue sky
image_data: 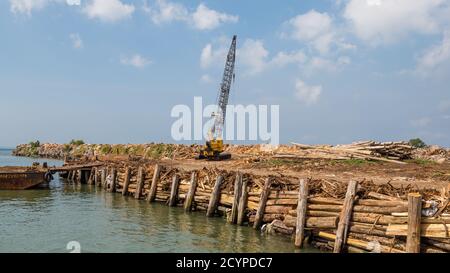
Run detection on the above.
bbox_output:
[0,0,449,147]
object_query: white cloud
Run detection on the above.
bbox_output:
[69,33,83,49]
[239,39,269,75]
[410,117,432,127]
[416,30,450,73]
[10,0,82,15]
[192,4,238,30]
[120,54,151,68]
[295,80,322,104]
[200,43,228,69]
[200,74,213,83]
[145,0,238,30]
[270,50,307,67]
[83,0,135,22]
[343,0,446,44]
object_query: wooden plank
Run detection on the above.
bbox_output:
[134,167,145,199]
[294,179,308,248]
[206,175,224,217]
[147,164,161,202]
[184,171,198,212]
[168,174,180,207]
[253,178,272,229]
[122,167,131,196]
[406,193,422,253]
[237,178,248,226]
[333,180,358,253]
[229,172,243,224]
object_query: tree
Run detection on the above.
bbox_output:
[29,140,40,148]
[409,138,427,148]
[70,139,85,146]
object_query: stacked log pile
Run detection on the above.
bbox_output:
[62,161,450,253]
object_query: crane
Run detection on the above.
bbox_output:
[196,35,237,161]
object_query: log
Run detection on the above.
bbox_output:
[237,178,248,226]
[122,167,131,196]
[184,171,198,212]
[367,192,403,202]
[76,169,82,184]
[147,164,161,202]
[168,174,180,207]
[87,168,95,185]
[284,215,338,229]
[334,181,357,253]
[308,197,407,207]
[387,224,450,238]
[406,193,422,253]
[229,172,243,224]
[307,204,407,214]
[423,238,450,252]
[295,179,308,248]
[101,168,107,188]
[253,178,272,229]
[108,168,117,193]
[135,167,145,199]
[206,175,223,217]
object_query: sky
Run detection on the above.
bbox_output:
[0,0,449,148]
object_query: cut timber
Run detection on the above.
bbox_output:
[317,232,404,253]
[334,181,358,253]
[122,167,131,196]
[206,175,223,217]
[406,193,422,253]
[184,171,198,212]
[253,178,272,229]
[308,197,407,207]
[168,174,180,207]
[368,192,402,202]
[386,224,450,238]
[135,167,145,199]
[307,204,407,214]
[295,179,308,248]
[147,164,161,202]
[101,168,106,188]
[237,179,248,226]
[229,172,243,224]
[284,215,338,229]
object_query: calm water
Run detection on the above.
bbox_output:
[0,149,313,253]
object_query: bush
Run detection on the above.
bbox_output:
[29,140,40,148]
[70,139,85,146]
[409,138,427,148]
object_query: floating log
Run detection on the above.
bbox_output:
[184,171,198,212]
[147,164,161,202]
[135,167,145,199]
[168,174,180,207]
[206,175,223,217]
[253,178,272,229]
[334,181,358,253]
[229,172,243,224]
[237,178,248,226]
[295,179,308,248]
[122,167,131,196]
[406,193,422,253]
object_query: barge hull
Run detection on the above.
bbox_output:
[0,171,47,190]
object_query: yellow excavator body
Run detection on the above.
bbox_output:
[196,139,231,160]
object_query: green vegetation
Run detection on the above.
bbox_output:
[100,144,112,154]
[145,144,176,159]
[29,140,40,148]
[409,138,427,148]
[70,139,85,146]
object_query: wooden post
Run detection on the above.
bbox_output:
[184,171,198,212]
[108,168,117,193]
[147,164,161,202]
[253,178,272,229]
[67,170,73,182]
[169,174,180,207]
[237,178,248,226]
[206,175,224,217]
[101,168,107,188]
[76,169,82,184]
[295,179,309,248]
[406,193,422,253]
[135,167,145,199]
[88,168,96,185]
[122,167,131,196]
[229,172,243,224]
[334,180,358,253]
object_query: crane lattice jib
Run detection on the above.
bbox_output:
[211,35,237,140]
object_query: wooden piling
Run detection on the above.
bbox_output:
[147,164,161,202]
[122,167,131,196]
[253,178,272,229]
[76,169,82,184]
[406,193,422,253]
[135,167,145,199]
[333,180,358,253]
[229,172,243,224]
[108,168,117,193]
[88,168,96,185]
[237,179,248,226]
[169,174,180,207]
[206,175,224,217]
[101,168,107,188]
[295,179,309,248]
[67,170,73,182]
[184,171,198,212]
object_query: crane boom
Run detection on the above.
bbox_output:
[210,35,237,141]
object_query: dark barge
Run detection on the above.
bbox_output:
[0,166,52,190]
